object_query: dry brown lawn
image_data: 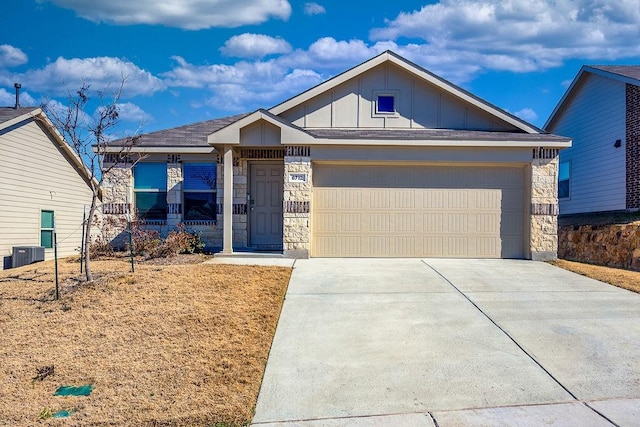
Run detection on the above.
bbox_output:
[553,259,640,293]
[0,256,291,426]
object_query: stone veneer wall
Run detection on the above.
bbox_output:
[283,146,311,258]
[100,166,133,247]
[102,157,225,250]
[559,222,640,271]
[530,148,560,261]
[627,83,640,210]
[231,157,248,248]
[167,162,182,229]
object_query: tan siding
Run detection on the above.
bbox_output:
[332,80,359,128]
[287,62,520,131]
[312,164,525,258]
[0,119,93,266]
[412,83,440,128]
[357,65,386,128]
[239,121,281,146]
[385,64,413,128]
[305,92,333,127]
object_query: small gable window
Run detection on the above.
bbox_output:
[377,95,395,114]
[373,91,399,117]
[558,160,570,199]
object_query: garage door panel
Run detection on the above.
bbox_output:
[312,165,525,258]
[341,190,363,209]
[424,213,444,232]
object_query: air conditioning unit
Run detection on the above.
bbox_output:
[12,246,45,268]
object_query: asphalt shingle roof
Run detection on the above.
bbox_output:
[590,65,640,83]
[109,113,248,147]
[306,128,571,142]
[0,107,39,125]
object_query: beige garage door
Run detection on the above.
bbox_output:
[312,164,525,258]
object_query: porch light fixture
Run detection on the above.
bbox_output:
[614,139,622,148]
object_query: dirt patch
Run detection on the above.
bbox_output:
[552,259,640,294]
[0,256,291,426]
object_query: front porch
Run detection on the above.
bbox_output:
[218,146,312,258]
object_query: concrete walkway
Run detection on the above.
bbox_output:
[251,259,640,426]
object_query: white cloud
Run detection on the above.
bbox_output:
[511,107,538,123]
[304,2,325,15]
[39,0,292,29]
[163,56,322,111]
[0,57,165,98]
[0,45,28,68]
[0,87,37,107]
[112,102,153,123]
[370,0,640,77]
[220,34,292,58]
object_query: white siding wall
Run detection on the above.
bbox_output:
[281,63,519,131]
[550,74,626,214]
[0,119,93,267]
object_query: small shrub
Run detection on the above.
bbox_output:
[88,236,115,258]
[129,220,162,256]
[148,225,205,259]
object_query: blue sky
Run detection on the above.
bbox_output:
[1,0,639,137]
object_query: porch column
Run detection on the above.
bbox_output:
[222,145,234,254]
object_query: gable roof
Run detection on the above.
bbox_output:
[0,107,40,130]
[269,50,542,134]
[0,107,101,197]
[545,65,640,129]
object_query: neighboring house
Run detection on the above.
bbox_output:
[545,65,640,216]
[0,107,94,269]
[104,51,570,260]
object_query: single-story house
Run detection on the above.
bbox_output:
[545,65,640,216]
[0,107,95,268]
[104,51,571,260]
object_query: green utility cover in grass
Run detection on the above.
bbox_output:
[54,385,94,396]
[52,410,75,418]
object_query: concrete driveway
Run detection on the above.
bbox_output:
[252,259,640,426]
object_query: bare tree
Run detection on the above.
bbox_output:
[45,79,143,282]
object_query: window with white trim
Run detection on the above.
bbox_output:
[558,160,570,199]
[133,163,167,220]
[41,210,54,249]
[373,90,399,117]
[183,162,217,221]
[376,95,395,114]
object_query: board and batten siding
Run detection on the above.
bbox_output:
[0,118,93,267]
[280,62,520,131]
[550,73,627,215]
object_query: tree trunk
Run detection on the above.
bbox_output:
[84,189,98,282]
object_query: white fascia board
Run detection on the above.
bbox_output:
[285,138,572,148]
